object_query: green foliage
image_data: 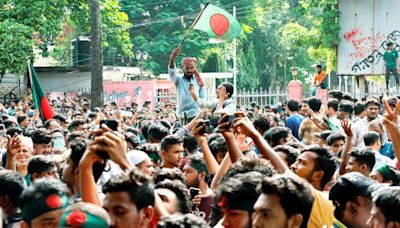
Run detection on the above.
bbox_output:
[0,20,34,75]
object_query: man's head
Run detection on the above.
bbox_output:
[28,155,58,182]
[44,119,61,131]
[346,148,376,176]
[387,42,395,51]
[147,124,169,143]
[155,179,191,214]
[157,213,208,228]
[68,120,86,132]
[62,139,104,194]
[253,175,314,228]
[337,101,354,120]
[17,115,30,127]
[368,187,400,227]
[354,101,366,118]
[127,150,155,177]
[364,131,382,151]
[329,172,375,228]
[59,202,110,228]
[209,136,227,164]
[217,82,234,99]
[316,64,322,73]
[183,134,198,155]
[274,145,300,167]
[183,154,209,188]
[326,132,345,155]
[14,136,34,167]
[365,99,380,121]
[305,97,322,113]
[102,168,154,228]
[370,165,400,186]
[263,126,292,147]
[286,99,300,114]
[290,146,336,190]
[181,57,196,78]
[0,170,25,214]
[368,120,385,136]
[326,98,339,117]
[217,172,263,228]
[31,129,52,155]
[253,114,270,136]
[329,90,343,101]
[20,178,69,228]
[160,135,184,168]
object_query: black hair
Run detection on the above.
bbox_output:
[354,101,366,116]
[140,120,152,141]
[373,187,400,223]
[327,99,339,112]
[188,154,210,183]
[221,82,234,98]
[157,213,209,228]
[136,143,161,164]
[286,99,300,112]
[183,134,198,155]
[274,145,300,166]
[306,97,322,112]
[264,126,291,147]
[125,132,140,149]
[103,168,154,211]
[161,135,183,152]
[260,175,314,228]
[209,137,227,159]
[17,115,28,125]
[6,127,24,137]
[44,119,56,129]
[147,124,169,143]
[52,114,66,123]
[301,146,337,189]
[155,179,191,214]
[69,139,104,182]
[363,131,380,147]
[316,64,322,68]
[326,133,346,146]
[0,170,25,206]
[31,128,51,144]
[27,155,56,176]
[66,131,85,145]
[153,168,185,184]
[348,148,376,172]
[225,157,276,180]
[68,120,85,132]
[253,114,270,136]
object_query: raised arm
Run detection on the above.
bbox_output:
[339,120,353,175]
[218,114,244,163]
[191,120,219,175]
[233,118,289,173]
[210,153,231,190]
[382,99,400,160]
[169,48,180,84]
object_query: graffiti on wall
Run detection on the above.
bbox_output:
[344,29,400,73]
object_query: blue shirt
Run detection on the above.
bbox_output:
[286,114,304,140]
[380,142,395,159]
[169,67,205,119]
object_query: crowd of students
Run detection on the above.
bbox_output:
[0,86,400,228]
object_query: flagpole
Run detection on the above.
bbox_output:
[27,59,33,92]
[178,2,210,49]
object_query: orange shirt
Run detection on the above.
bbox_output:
[313,71,326,85]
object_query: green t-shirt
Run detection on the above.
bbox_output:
[384,49,399,69]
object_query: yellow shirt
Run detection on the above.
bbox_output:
[308,188,335,228]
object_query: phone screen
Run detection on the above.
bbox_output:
[100,120,118,131]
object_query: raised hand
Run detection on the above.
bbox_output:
[341,119,353,137]
[383,99,400,124]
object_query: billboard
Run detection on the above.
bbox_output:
[338,0,400,75]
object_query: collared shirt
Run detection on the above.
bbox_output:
[169,67,205,119]
[196,98,236,115]
[352,116,383,148]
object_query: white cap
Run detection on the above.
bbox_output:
[127,150,150,165]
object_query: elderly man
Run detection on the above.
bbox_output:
[169,47,205,126]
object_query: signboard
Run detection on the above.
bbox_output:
[338,0,400,75]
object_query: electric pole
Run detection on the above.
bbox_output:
[90,0,103,108]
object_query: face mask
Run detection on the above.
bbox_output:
[53,137,65,148]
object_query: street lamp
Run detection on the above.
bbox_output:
[291,66,298,81]
[135,51,150,79]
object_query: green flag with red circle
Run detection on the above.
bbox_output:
[193,4,242,43]
[29,62,54,121]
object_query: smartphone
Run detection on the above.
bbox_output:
[100,119,118,131]
[189,187,200,199]
[199,120,211,134]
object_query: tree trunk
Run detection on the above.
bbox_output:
[90,0,103,108]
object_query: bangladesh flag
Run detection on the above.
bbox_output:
[29,62,54,121]
[193,4,242,43]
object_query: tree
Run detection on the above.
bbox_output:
[0,20,34,77]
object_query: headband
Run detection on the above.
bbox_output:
[21,194,68,223]
[59,209,109,228]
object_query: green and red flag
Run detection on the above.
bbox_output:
[193,4,242,43]
[29,62,54,121]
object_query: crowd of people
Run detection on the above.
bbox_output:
[0,49,399,228]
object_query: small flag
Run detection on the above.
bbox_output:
[193,4,242,43]
[29,62,54,121]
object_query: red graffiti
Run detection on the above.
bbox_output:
[344,28,361,41]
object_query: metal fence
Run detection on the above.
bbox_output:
[155,88,288,107]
